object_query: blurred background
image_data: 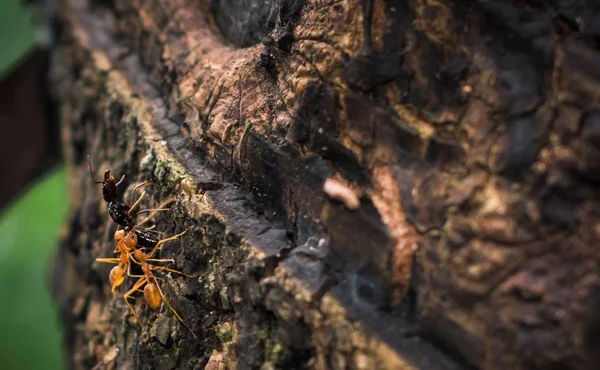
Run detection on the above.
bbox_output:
[0,0,67,368]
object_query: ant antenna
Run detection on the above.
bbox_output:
[116,175,126,186]
[87,154,104,184]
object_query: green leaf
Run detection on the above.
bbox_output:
[0,168,68,370]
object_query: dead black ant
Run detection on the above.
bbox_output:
[88,156,183,256]
[87,155,165,229]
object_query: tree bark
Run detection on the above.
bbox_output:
[39,0,600,369]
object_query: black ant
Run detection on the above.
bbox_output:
[87,155,149,227]
[87,155,169,250]
[276,26,294,52]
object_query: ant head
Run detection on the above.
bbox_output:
[101,173,118,202]
[114,229,126,243]
[88,156,119,202]
[124,230,138,249]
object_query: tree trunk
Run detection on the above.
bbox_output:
[37,0,600,369]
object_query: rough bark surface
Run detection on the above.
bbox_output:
[41,0,600,369]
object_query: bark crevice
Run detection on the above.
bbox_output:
[42,0,600,369]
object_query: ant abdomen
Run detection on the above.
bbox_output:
[109,264,126,288]
[135,229,159,249]
[144,284,161,308]
[109,201,134,228]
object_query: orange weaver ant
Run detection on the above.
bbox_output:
[96,227,193,334]
[95,227,181,292]
[95,195,186,292]
[95,197,193,332]
[123,244,193,331]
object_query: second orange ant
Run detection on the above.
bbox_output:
[95,228,181,292]
[122,248,194,335]
[96,196,177,290]
[96,223,194,335]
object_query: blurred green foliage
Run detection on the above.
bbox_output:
[0,170,68,369]
[0,1,68,369]
[0,1,36,75]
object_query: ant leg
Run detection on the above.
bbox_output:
[151,265,194,278]
[133,208,170,227]
[126,250,141,268]
[129,181,154,206]
[150,273,197,337]
[129,191,171,220]
[126,257,139,278]
[122,276,147,324]
[115,174,126,186]
[147,230,188,258]
[123,298,142,325]
[132,274,163,281]
[128,253,144,267]
[135,208,169,216]
[96,258,121,264]
[146,258,175,263]
[112,225,123,253]
[127,250,174,265]
[149,274,183,323]
[128,191,147,216]
[111,282,123,294]
[136,227,166,237]
[134,197,176,227]
[134,211,168,230]
[143,228,165,235]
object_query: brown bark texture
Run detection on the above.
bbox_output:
[39,0,600,369]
